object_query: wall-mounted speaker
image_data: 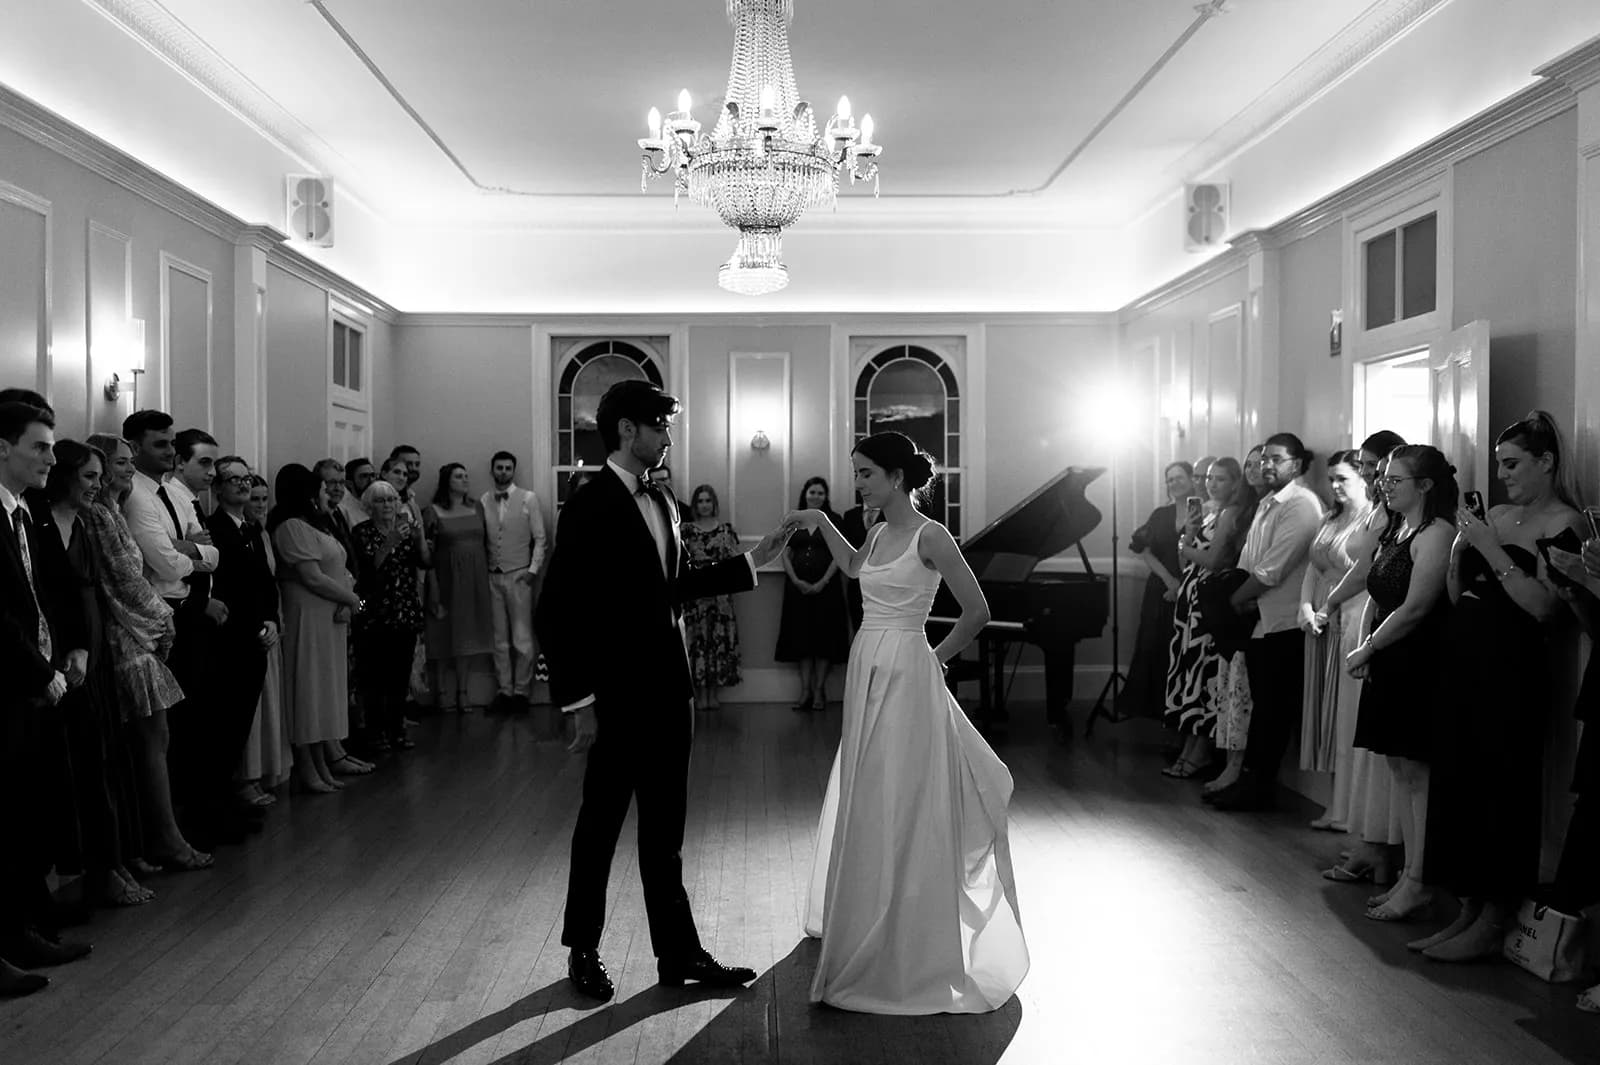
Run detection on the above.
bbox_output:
[1183,182,1229,252]
[286,174,335,247]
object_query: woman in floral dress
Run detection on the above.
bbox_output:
[681,484,742,710]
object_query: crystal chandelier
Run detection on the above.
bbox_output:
[637,0,882,296]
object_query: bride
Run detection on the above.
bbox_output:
[785,431,1028,1014]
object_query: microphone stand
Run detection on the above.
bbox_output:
[1085,444,1128,738]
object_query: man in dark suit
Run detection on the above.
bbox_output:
[837,502,882,633]
[203,456,280,836]
[0,401,91,996]
[535,380,795,1002]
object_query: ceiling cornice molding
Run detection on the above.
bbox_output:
[0,80,256,242]
[1117,252,1248,324]
[1535,33,1600,93]
[1123,74,1576,321]
[232,223,288,252]
[266,245,398,323]
[1149,0,1453,199]
[396,311,1116,329]
[83,0,347,178]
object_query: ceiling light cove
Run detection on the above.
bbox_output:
[637,0,883,296]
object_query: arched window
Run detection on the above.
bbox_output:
[554,340,663,506]
[854,345,963,537]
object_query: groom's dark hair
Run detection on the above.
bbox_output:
[597,380,681,453]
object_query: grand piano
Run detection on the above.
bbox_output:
[928,466,1110,740]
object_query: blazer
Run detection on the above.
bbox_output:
[207,509,281,643]
[2,497,82,707]
[535,465,755,712]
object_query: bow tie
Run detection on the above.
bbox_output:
[637,474,661,497]
[494,492,509,502]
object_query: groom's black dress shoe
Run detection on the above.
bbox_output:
[657,950,757,988]
[568,949,615,1001]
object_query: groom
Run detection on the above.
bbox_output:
[535,379,793,1002]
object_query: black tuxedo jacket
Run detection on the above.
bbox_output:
[207,509,280,643]
[1,498,82,708]
[535,465,755,711]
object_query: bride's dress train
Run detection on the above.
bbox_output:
[804,521,1028,1014]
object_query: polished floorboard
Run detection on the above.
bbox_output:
[1,701,1596,1065]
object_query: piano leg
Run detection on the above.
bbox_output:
[1043,642,1077,744]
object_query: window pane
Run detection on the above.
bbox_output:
[1401,213,1437,319]
[348,331,363,391]
[867,360,945,462]
[945,435,960,466]
[947,474,961,504]
[332,337,346,387]
[572,354,648,467]
[1364,231,1397,329]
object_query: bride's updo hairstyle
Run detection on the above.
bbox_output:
[853,431,938,508]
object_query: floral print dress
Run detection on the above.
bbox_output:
[681,521,743,688]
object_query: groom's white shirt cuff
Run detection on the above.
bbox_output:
[561,552,758,714]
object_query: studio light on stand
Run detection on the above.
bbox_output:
[1080,376,1140,739]
[102,318,146,408]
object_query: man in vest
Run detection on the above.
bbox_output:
[482,450,548,713]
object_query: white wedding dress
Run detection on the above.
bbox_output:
[804,520,1029,1014]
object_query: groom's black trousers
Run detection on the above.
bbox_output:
[562,702,700,960]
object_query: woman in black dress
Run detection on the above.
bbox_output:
[1124,462,1194,720]
[30,440,152,906]
[1410,412,1583,960]
[1345,445,1455,923]
[776,476,851,711]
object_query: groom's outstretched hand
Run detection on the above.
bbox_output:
[749,521,799,568]
[566,706,598,754]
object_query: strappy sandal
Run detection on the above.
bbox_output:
[1163,758,1211,780]
[102,876,155,907]
[151,846,214,872]
[1322,862,1375,883]
[1576,985,1600,1013]
[330,754,373,776]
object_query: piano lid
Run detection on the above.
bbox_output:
[960,465,1104,579]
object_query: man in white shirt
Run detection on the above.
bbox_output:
[1214,432,1323,811]
[121,412,220,610]
[481,450,548,713]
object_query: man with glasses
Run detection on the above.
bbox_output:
[202,457,280,840]
[1213,432,1322,811]
[341,457,377,529]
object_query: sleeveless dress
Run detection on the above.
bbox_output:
[804,521,1029,1014]
[1164,511,1225,734]
[1298,512,1366,772]
[1352,522,1446,761]
[1424,546,1546,901]
[1123,504,1181,719]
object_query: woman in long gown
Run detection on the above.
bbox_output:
[787,431,1028,1015]
[1297,450,1371,826]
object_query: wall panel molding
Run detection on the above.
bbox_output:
[0,179,53,401]
[158,251,213,426]
[727,352,791,548]
[87,220,133,432]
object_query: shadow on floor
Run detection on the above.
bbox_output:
[388,939,1023,1065]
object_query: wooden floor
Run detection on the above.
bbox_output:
[2,702,1596,1065]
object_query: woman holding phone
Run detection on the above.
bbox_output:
[1408,412,1583,959]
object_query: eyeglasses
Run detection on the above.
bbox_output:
[1261,454,1295,466]
[1377,475,1416,489]
[218,475,252,488]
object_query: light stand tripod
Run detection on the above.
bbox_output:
[1084,445,1128,738]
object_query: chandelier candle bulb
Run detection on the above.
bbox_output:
[836,95,851,122]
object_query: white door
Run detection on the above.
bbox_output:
[328,405,370,465]
[1428,319,1490,496]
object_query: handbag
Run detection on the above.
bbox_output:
[1502,899,1592,983]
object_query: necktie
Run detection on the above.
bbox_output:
[156,483,184,538]
[12,507,52,661]
[192,498,207,523]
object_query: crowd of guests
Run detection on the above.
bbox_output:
[0,390,551,998]
[1123,411,1600,1009]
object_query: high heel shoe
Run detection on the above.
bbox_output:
[1365,884,1435,923]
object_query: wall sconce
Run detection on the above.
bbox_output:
[750,429,771,452]
[103,318,146,406]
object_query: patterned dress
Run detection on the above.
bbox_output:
[1164,511,1224,734]
[681,521,743,689]
[81,498,184,720]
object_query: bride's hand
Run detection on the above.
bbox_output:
[749,522,798,568]
[784,508,824,529]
